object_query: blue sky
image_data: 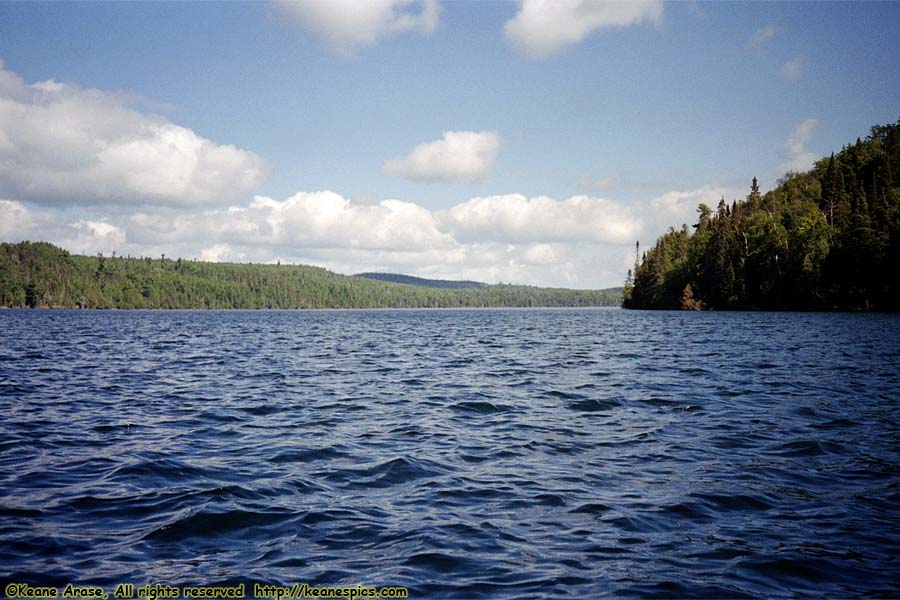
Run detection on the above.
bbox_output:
[1,1,898,288]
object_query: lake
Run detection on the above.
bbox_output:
[1,308,899,598]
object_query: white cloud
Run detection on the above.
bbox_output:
[199,243,241,263]
[503,0,663,58]
[127,191,642,258]
[383,131,501,183]
[780,118,819,173]
[274,0,439,56]
[523,243,568,265]
[0,199,41,239]
[129,191,456,252]
[784,119,817,157]
[436,193,641,244]
[118,200,592,287]
[284,242,586,288]
[2,188,650,287]
[0,199,126,255]
[0,62,267,208]
[646,185,733,233]
[748,23,779,49]
[781,57,803,82]
[73,219,126,248]
[3,184,746,289]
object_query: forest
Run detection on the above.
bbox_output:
[354,272,487,289]
[624,118,900,311]
[0,242,621,309]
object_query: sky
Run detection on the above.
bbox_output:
[1,1,898,289]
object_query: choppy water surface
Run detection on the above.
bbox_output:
[1,308,899,598]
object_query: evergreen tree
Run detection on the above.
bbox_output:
[0,242,623,309]
[750,177,761,202]
[626,118,900,311]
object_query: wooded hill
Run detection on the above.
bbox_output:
[0,242,621,309]
[354,272,487,289]
[624,118,900,311]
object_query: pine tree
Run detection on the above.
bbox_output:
[750,177,761,202]
[627,119,900,311]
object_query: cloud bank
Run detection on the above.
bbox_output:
[0,199,127,256]
[504,0,663,58]
[129,191,455,252]
[437,194,640,244]
[383,131,501,183]
[274,0,440,56]
[125,191,640,252]
[0,62,267,208]
[2,183,740,289]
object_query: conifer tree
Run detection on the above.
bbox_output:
[626,118,900,311]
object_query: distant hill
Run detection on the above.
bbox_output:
[0,241,623,309]
[354,272,487,289]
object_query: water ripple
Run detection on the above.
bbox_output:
[1,308,899,597]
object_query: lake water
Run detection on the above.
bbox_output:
[1,308,899,598]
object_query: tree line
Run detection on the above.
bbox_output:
[0,242,622,309]
[624,118,900,311]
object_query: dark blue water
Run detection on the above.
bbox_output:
[1,308,899,598]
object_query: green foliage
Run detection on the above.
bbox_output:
[627,117,900,311]
[0,243,622,309]
[355,272,486,289]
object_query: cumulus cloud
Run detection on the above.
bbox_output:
[0,199,126,255]
[274,0,439,56]
[129,191,456,252]
[503,0,663,58]
[780,118,819,173]
[523,243,568,265]
[646,185,733,233]
[126,191,644,259]
[0,62,266,208]
[287,242,585,288]
[748,23,779,49]
[4,184,743,288]
[0,199,42,240]
[73,219,127,248]
[117,190,604,286]
[199,243,242,263]
[436,193,641,244]
[781,57,803,82]
[383,131,501,183]
[125,191,642,253]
